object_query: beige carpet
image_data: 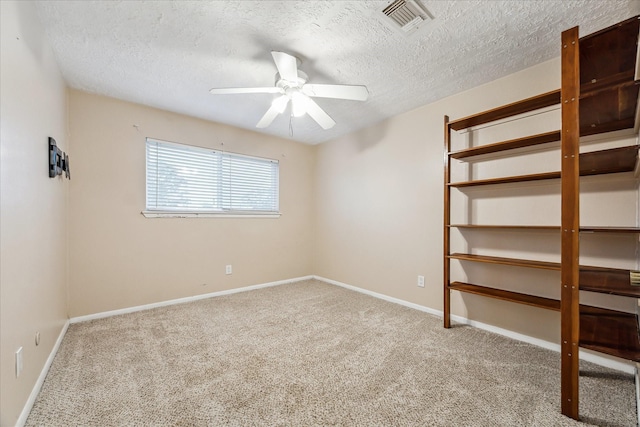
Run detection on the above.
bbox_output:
[26,279,636,426]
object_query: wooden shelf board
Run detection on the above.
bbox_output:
[579,145,638,176]
[448,282,640,361]
[580,305,640,362]
[580,226,640,233]
[449,225,560,231]
[579,70,636,99]
[580,112,637,137]
[448,253,560,270]
[449,172,559,188]
[449,253,639,297]
[580,266,640,298]
[449,131,561,159]
[449,225,640,233]
[448,282,560,311]
[448,90,561,131]
[449,145,638,188]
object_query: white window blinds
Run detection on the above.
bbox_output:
[146,139,279,213]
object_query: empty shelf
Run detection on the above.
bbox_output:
[448,282,640,361]
[448,253,559,270]
[449,225,640,233]
[580,266,640,298]
[580,145,638,175]
[450,253,639,297]
[449,131,561,159]
[580,226,640,233]
[449,145,638,187]
[448,90,561,131]
[449,172,559,188]
[449,225,560,231]
[580,305,640,362]
[448,282,560,311]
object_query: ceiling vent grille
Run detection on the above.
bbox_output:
[381,0,432,35]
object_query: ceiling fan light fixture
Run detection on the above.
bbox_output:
[291,91,308,117]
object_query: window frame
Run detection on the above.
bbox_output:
[142,138,280,218]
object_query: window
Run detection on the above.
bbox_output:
[144,138,279,217]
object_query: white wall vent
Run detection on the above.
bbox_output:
[380,0,433,35]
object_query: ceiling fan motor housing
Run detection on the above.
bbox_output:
[275,70,308,90]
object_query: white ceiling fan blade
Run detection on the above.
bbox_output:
[303,96,336,130]
[302,84,369,101]
[271,51,298,82]
[210,87,283,95]
[256,96,289,128]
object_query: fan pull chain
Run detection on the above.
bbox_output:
[289,114,294,137]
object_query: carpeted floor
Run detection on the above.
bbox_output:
[26,279,636,426]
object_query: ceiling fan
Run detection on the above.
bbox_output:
[209,51,369,130]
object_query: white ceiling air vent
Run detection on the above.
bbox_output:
[379,0,433,36]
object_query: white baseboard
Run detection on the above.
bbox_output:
[316,275,444,317]
[16,319,70,427]
[313,275,635,375]
[69,275,314,324]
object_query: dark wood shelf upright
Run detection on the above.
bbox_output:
[443,115,452,329]
[560,24,581,419]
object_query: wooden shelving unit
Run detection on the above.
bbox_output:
[443,16,640,421]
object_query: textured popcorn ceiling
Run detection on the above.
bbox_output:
[34,1,639,145]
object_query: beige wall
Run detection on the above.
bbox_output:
[67,91,315,317]
[314,58,639,361]
[0,1,69,425]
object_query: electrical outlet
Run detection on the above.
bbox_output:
[417,275,425,288]
[16,347,23,377]
[225,265,232,275]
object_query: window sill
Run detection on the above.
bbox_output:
[141,211,281,219]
